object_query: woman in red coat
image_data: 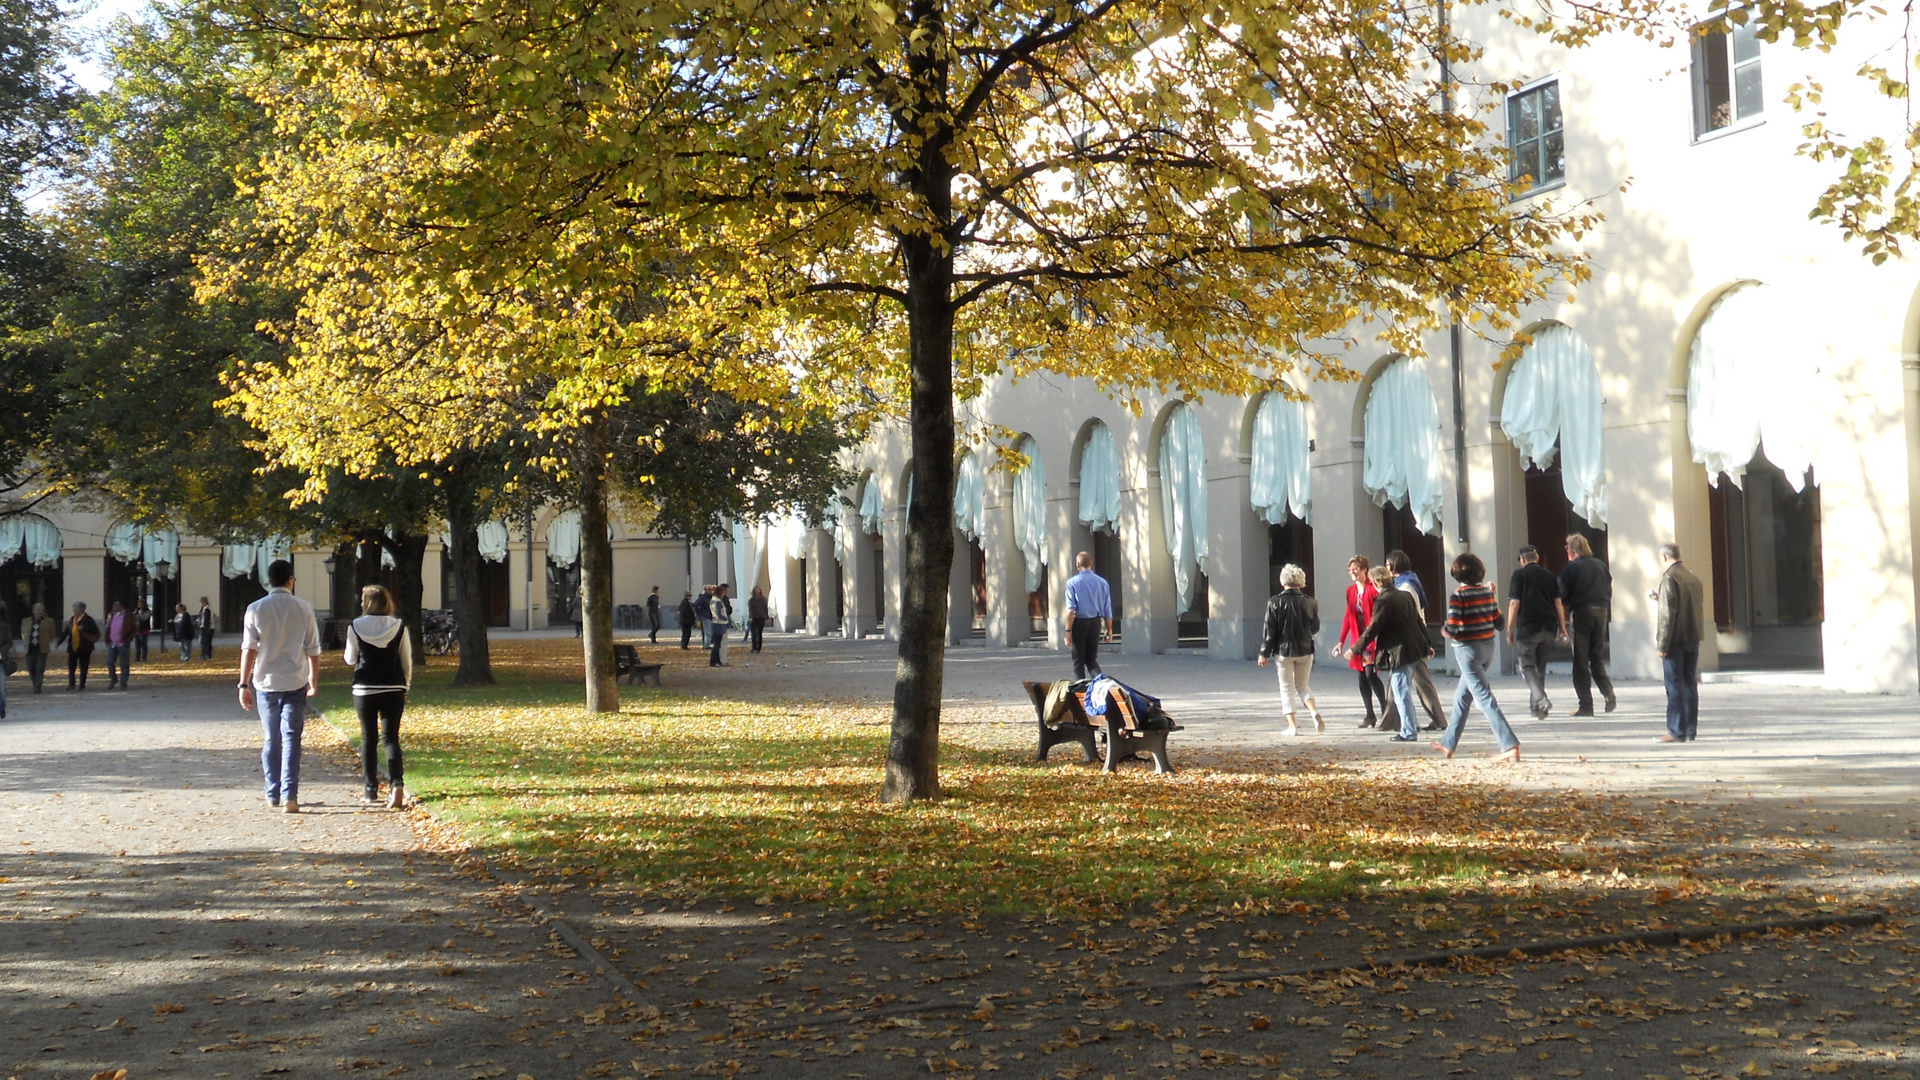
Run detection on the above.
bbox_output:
[1333,555,1395,728]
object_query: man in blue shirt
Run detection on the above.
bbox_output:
[1063,551,1113,680]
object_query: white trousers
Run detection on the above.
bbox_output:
[1276,654,1316,716]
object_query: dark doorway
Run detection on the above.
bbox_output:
[1,552,61,626]
[1177,570,1209,647]
[104,557,140,612]
[870,535,885,622]
[221,575,266,631]
[1706,454,1823,670]
[1523,455,1608,574]
[487,559,511,625]
[1091,530,1122,640]
[969,540,987,638]
[1027,562,1049,640]
[547,560,580,628]
[1267,513,1315,598]
[1381,504,1444,625]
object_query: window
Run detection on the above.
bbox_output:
[1691,16,1762,138]
[1506,80,1564,194]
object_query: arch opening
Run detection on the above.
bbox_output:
[1070,419,1123,640]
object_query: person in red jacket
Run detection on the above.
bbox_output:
[1332,555,1394,729]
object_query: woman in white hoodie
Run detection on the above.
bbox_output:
[343,585,412,808]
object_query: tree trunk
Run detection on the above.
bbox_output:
[445,481,496,686]
[881,58,960,801]
[354,537,383,604]
[387,531,429,664]
[578,410,620,713]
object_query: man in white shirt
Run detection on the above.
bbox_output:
[238,560,321,813]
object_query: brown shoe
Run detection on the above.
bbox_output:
[283,799,299,814]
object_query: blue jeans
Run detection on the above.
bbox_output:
[1444,640,1519,753]
[1388,664,1422,738]
[106,644,131,686]
[257,688,308,803]
[1663,646,1700,740]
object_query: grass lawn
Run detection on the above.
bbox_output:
[313,638,1699,920]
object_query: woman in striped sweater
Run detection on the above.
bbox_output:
[1437,553,1520,762]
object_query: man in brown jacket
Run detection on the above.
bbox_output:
[18,603,58,693]
[1654,542,1706,743]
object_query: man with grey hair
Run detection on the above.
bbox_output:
[1258,564,1323,735]
[1653,542,1706,743]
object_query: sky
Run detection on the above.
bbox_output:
[60,0,155,92]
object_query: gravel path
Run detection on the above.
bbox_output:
[1,678,645,1080]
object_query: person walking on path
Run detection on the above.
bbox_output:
[1257,563,1323,736]
[133,600,152,662]
[677,591,697,650]
[104,600,135,690]
[1063,551,1113,680]
[1654,542,1707,744]
[1350,565,1432,743]
[197,596,216,660]
[170,602,196,661]
[1333,555,1394,729]
[708,583,734,667]
[1506,545,1564,720]
[747,586,769,653]
[1435,553,1521,762]
[1559,534,1615,716]
[343,584,412,808]
[19,603,55,693]
[57,602,100,691]
[1384,550,1445,731]
[238,560,320,814]
[646,586,661,644]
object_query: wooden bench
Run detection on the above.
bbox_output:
[614,645,663,687]
[1022,679,1180,774]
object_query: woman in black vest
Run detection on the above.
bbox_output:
[343,585,413,808]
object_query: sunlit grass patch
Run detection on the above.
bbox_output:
[315,639,1679,919]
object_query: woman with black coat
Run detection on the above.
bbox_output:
[170,603,196,661]
[1349,565,1434,743]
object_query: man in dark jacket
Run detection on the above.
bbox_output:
[1256,564,1322,735]
[1558,534,1615,716]
[677,592,697,650]
[1352,566,1432,742]
[56,602,101,691]
[1654,543,1707,743]
[646,586,662,644]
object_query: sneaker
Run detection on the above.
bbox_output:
[283,799,299,814]
[1389,734,1420,742]
[361,790,381,804]
[1283,721,1299,737]
[1312,712,1326,734]
[387,785,406,810]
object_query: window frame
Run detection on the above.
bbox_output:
[1505,75,1567,199]
[1690,12,1765,142]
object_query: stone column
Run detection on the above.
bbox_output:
[802,529,840,636]
[1208,464,1266,661]
[981,471,1025,647]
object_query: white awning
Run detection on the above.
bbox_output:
[476,521,510,563]
[1501,323,1608,525]
[824,497,847,564]
[0,514,63,569]
[1362,357,1445,535]
[1687,283,1819,490]
[1157,402,1210,609]
[105,522,144,561]
[731,520,765,592]
[1011,437,1047,593]
[1077,423,1120,535]
[954,451,986,543]
[546,510,582,567]
[1249,392,1312,525]
[222,543,256,579]
[142,528,179,570]
[255,536,290,582]
[857,478,883,534]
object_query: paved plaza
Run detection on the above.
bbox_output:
[1,631,1914,1079]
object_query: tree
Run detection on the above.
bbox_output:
[227,0,1603,799]
[0,0,78,501]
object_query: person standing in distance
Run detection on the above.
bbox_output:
[197,596,216,660]
[747,586,769,653]
[103,600,135,689]
[19,602,56,694]
[1558,534,1615,716]
[646,586,662,644]
[170,602,195,661]
[1653,543,1706,744]
[238,560,321,813]
[677,591,697,650]
[1505,545,1565,720]
[1257,563,1323,736]
[1063,552,1113,680]
[708,583,734,667]
[57,602,100,691]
